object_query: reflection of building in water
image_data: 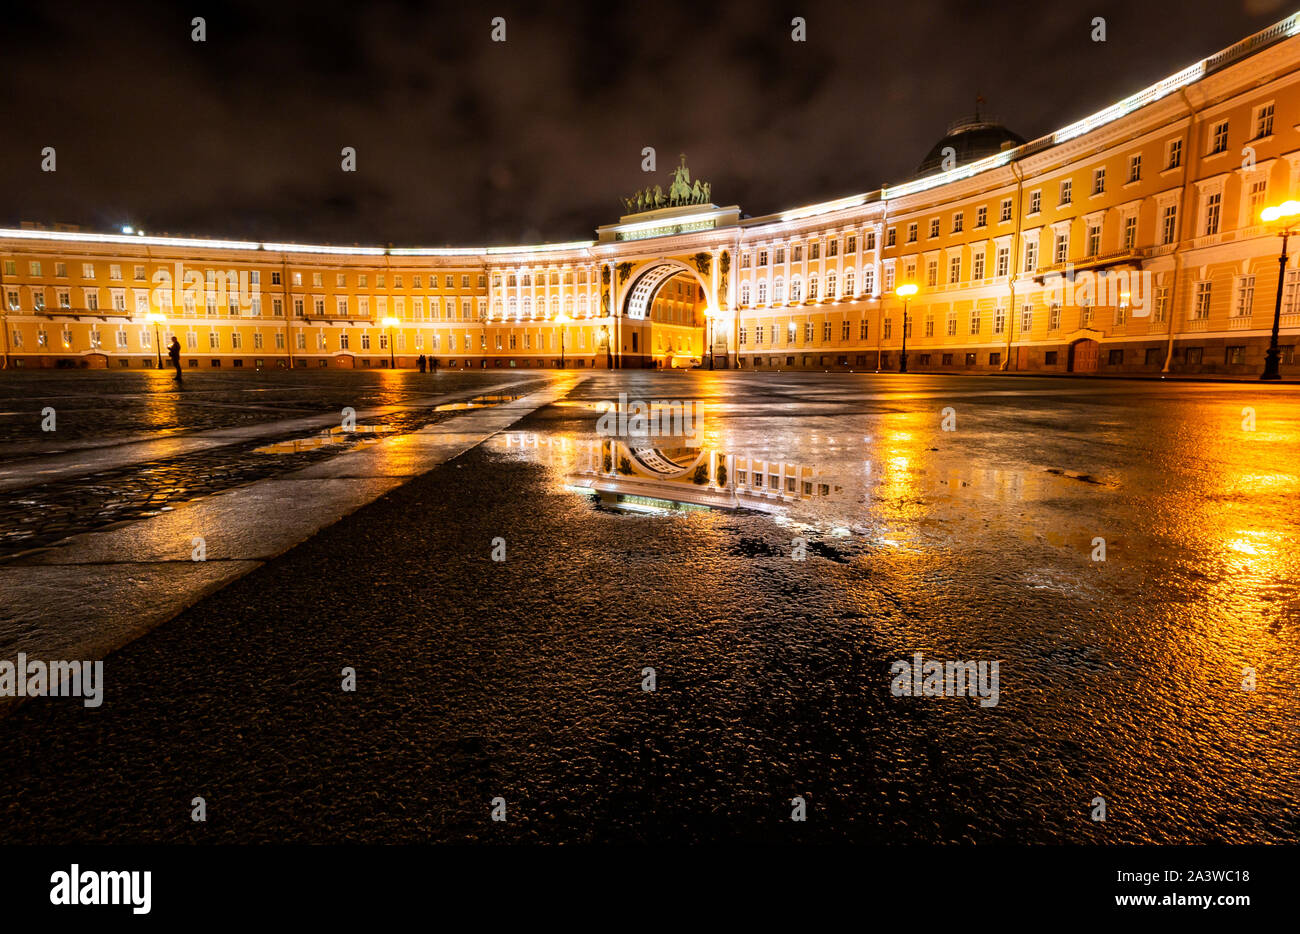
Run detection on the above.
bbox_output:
[495,432,844,514]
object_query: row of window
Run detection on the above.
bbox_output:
[889,104,1274,246]
[2,260,486,291]
[739,233,874,270]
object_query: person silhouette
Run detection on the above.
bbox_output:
[168,336,182,383]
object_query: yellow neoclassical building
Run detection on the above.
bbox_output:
[4,12,1300,378]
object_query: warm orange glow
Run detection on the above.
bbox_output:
[895,283,919,298]
[1261,200,1300,223]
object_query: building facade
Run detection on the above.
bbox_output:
[4,13,1300,377]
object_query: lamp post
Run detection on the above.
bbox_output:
[1260,200,1300,380]
[381,316,398,369]
[146,311,165,369]
[555,311,569,368]
[704,307,715,370]
[895,283,918,374]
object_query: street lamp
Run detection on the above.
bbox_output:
[1259,200,1300,380]
[895,283,918,374]
[146,311,165,368]
[555,311,569,368]
[381,316,399,369]
[703,307,716,370]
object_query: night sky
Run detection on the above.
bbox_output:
[1,0,1290,246]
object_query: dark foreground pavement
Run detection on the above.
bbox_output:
[0,372,1297,844]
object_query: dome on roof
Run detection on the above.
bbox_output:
[916,116,1026,176]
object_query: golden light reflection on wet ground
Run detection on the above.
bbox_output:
[487,373,1300,841]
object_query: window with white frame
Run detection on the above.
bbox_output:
[1193,281,1211,319]
[1234,275,1254,317]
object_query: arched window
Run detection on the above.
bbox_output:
[844,271,855,296]
[757,280,768,304]
[863,267,876,296]
[551,296,560,317]
[523,297,532,317]
[565,296,574,316]
[791,277,802,302]
[808,275,819,300]
[774,277,785,302]
[508,297,518,318]
[827,272,838,299]
[741,283,751,306]
[579,294,589,316]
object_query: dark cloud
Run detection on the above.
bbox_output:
[0,0,1284,245]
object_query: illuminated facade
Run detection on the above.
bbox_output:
[5,13,1300,376]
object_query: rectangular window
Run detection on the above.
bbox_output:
[884,230,895,248]
[1210,120,1228,154]
[1049,303,1062,330]
[1059,179,1072,205]
[1092,167,1105,196]
[1123,215,1137,250]
[1255,102,1275,138]
[1029,191,1041,214]
[969,309,981,334]
[976,206,987,227]
[952,212,964,233]
[1167,139,1183,170]
[972,252,985,280]
[926,260,938,287]
[907,223,917,243]
[949,256,961,282]
[774,247,785,264]
[1204,192,1221,235]
[995,246,1009,278]
[1128,154,1141,183]
[1054,233,1068,263]
[999,198,1012,222]
[993,307,1006,335]
[929,218,940,238]
[1193,281,1211,319]
[1234,276,1254,317]
[1020,304,1033,333]
[1161,204,1178,245]
[946,313,956,336]
[1023,241,1038,273]
[1086,224,1101,257]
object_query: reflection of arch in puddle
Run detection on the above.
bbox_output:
[627,445,705,479]
[493,432,845,516]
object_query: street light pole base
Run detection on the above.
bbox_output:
[1262,347,1282,380]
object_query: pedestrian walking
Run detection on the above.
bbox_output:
[418,353,426,373]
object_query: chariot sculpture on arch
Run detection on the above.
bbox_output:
[622,154,715,214]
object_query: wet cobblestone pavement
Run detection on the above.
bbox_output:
[0,369,529,449]
[0,371,1296,844]
[0,371,541,558]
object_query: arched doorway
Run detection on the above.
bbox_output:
[1068,339,1099,374]
[620,260,717,369]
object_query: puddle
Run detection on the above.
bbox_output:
[253,423,396,455]
[433,393,522,412]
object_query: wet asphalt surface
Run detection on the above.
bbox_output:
[0,370,1297,843]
